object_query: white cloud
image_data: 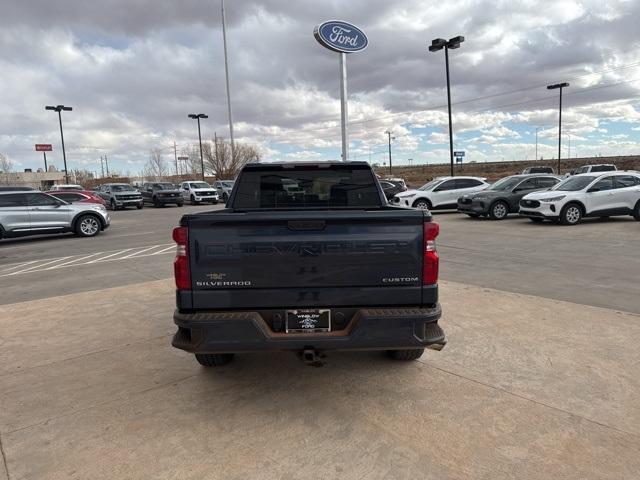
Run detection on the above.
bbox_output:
[1,0,640,171]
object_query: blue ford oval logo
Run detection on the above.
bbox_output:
[314,20,368,53]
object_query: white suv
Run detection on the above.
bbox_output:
[392,176,488,210]
[519,171,640,225]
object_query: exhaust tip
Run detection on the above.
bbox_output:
[426,341,446,351]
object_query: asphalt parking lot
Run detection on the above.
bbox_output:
[1,207,639,479]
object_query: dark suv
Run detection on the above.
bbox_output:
[457,174,561,219]
[141,182,184,207]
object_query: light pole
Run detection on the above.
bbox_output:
[188,114,208,181]
[45,104,72,183]
[385,130,395,175]
[221,0,235,163]
[429,36,464,177]
[547,82,569,174]
[535,127,542,161]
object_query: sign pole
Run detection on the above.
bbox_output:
[43,151,48,172]
[314,20,367,164]
[339,52,348,162]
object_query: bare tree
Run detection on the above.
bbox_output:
[71,169,95,186]
[204,138,260,179]
[143,148,168,181]
[0,153,14,185]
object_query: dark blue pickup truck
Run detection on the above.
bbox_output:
[171,161,445,366]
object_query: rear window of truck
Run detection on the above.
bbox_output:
[233,164,381,209]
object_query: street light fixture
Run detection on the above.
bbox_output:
[45,104,72,183]
[429,36,464,177]
[385,130,396,175]
[188,113,208,181]
[547,82,569,174]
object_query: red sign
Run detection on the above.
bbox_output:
[35,144,53,152]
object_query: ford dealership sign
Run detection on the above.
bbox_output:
[314,20,368,53]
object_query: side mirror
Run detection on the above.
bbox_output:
[587,187,600,193]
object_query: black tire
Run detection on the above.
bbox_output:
[412,199,432,210]
[488,201,509,220]
[529,217,544,223]
[153,196,160,208]
[195,353,234,367]
[387,349,425,361]
[466,213,480,218]
[74,214,101,237]
[177,202,183,207]
[190,195,198,206]
[223,193,229,202]
[560,203,583,225]
[137,203,143,210]
[634,201,640,221]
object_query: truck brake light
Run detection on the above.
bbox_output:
[172,226,191,290]
[423,222,439,285]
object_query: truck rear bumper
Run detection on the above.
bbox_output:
[172,305,445,353]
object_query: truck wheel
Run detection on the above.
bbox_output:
[75,214,101,237]
[489,201,509,220]
[190,195,198,206]
[195,353,234,367]
[633,201,640,221]
[110,199,118,211]
[153,196,160,208]
[177,202,183,207]
[387,349,424,361]
[137,203,143,209]
[223,193,229,202]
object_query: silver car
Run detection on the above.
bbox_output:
[213,180,235,202]
[0,191,110,239]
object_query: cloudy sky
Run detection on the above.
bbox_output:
[2,0,640,175]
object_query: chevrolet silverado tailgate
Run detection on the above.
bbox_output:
[186,209,425,309]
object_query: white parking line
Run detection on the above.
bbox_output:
[4,257,72,276]
[120,245,171,259]
[86,249,133,264]
[43,252,103,269]
[0,243,175,277]
[150,245,175,254]
[0,260,39,273]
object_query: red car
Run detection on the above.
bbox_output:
[47,190,106,206]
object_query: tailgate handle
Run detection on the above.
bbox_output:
[287,220,326,231]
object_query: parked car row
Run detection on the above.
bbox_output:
[0,180,235,240]
[391,170,640,226]
[47,180,234,211]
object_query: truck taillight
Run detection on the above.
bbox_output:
[423,222,439,285]
[172,226,191,290]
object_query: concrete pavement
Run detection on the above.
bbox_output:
[1,280,639,479]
